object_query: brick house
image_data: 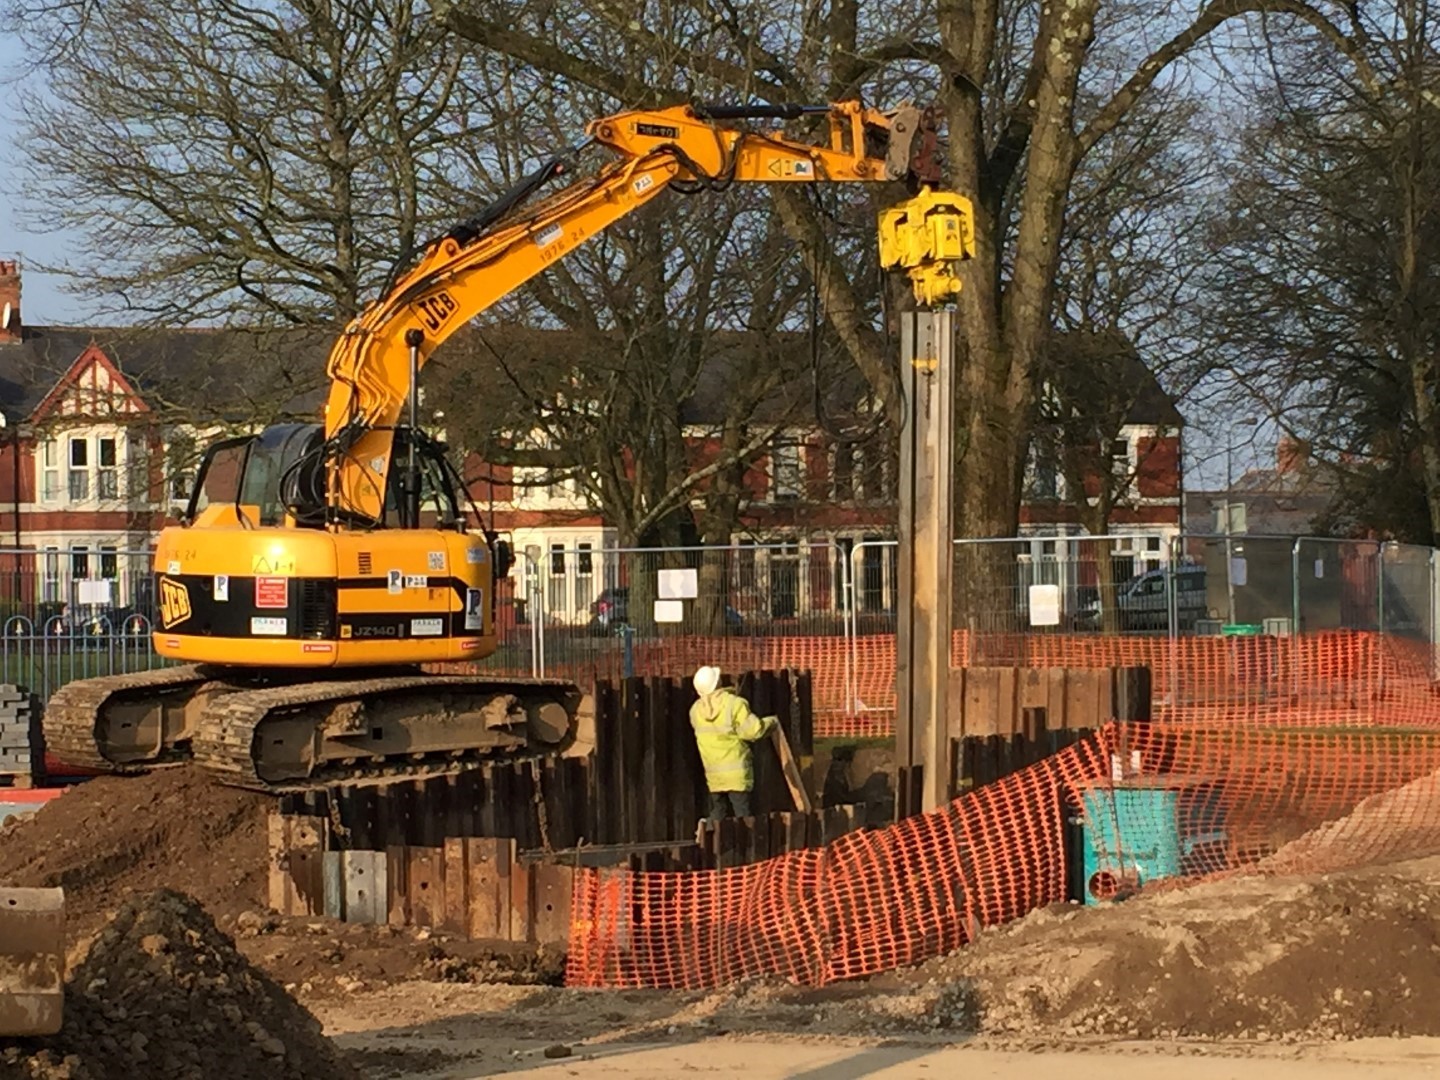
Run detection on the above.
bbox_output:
[0,261,1184,625]
[0,260,328,615]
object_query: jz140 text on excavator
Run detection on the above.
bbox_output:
[45,100,968,792]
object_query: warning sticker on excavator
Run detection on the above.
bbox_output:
[465,588,484,631]
[252,553,296,576]
[255,576,288,608]
[427,551,445,571]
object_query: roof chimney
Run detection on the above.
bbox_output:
[1276,434,1308,475]
[0,261,20,345]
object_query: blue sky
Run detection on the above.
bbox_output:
[0,32,86,324]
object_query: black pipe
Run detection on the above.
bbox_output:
[691,103,830,121]
[405,328,424,529]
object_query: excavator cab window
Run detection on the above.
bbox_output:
[381,428,463,530]
[184,435,254,523]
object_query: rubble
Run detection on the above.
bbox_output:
[0,889,358,1080]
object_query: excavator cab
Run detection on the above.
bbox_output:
[182,423,466,532]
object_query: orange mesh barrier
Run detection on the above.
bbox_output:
[567,716,1440,988]
[454,628,1440,736]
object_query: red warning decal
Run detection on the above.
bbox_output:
[255,576,289,609]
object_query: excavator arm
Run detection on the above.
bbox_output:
[319,100,942,525]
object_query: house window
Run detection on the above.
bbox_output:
[771,443,801,502]
[71,546,89,580]
[735,540,757,591]
[1110,438,1131,476]
[68,437,89,500]
[575,542,595,609]
[832,443,855,501]
[547,543,566,615]
[100,547,118,580]
[42,547,59,604]
[97,437,119,499]
[40,440,60,503]
[127,432,149,501]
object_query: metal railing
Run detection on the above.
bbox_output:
[0,534,1435,706]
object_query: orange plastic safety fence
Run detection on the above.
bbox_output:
[454,628,1440,737]
[579,629,1440,737]
[567,731,1112,988]
[568,711,1440,988]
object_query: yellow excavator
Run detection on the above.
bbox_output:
[43,100,973,792]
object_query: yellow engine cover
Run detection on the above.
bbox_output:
[151,522,498,668]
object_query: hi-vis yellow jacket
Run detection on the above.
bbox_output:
[689,688,776,793]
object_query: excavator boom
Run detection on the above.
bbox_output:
[321,100,942,524]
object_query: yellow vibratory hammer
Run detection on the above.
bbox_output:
[878,186,976,306]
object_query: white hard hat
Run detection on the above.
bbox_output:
[693,665,721,696]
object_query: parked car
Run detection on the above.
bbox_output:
[1071,566,1211,632]
[588,586,745,634]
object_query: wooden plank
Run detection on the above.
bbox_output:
[1019,667,1048,712]
[1065,669,1108,731]
[268,813,326,917]
[407,847,444,928]
[386,845,408,927]
[526,862,572,947]
[342,851,387,925]
[322,851,343,920]
[464,837,509,941]
[1114,666,1153,722]
[784,810,808,854]
[442,838,469,936]
[507,838,529,944]
[266,812,291,915]
[768,725,814,812]
[946,668,967,740]
[1046,668,1070,730]
[666,679,691,841]
[961,667,1002,737]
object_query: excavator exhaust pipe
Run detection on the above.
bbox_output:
[0,887,65,1036]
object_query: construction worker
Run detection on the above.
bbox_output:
[690,665,777,820]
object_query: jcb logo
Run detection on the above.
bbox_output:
[159,577,192,629]
[412,290,458,333]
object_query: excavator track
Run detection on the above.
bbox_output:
[190,672,587,792]
[43,664,216,773]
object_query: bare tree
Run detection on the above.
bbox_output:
[1204,2,1440,542]
[8,0,492,327]
[438,0,1415,542]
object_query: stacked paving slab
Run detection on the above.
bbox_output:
[0,684,38,782]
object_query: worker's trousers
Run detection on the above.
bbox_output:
[707,790,752,821]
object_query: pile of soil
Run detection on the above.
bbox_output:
[0,889,358,1080]
[0,767,563,996]
[1260,770,1440,875]
[892,855,1440,1040]
[0,767,268,934]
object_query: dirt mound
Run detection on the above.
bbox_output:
[0,889,358,1080]
[0,768,267,935]
[1260,770,1440,874]
[898,857,1440,1040]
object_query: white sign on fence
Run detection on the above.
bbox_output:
[77,579,112,606]
[657,568,698,599]
[654,599,685,623]
[1028,583,1060,627]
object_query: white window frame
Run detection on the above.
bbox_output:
[67,436,89,501]
[39,439,60,504]
[771,442,802,503]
